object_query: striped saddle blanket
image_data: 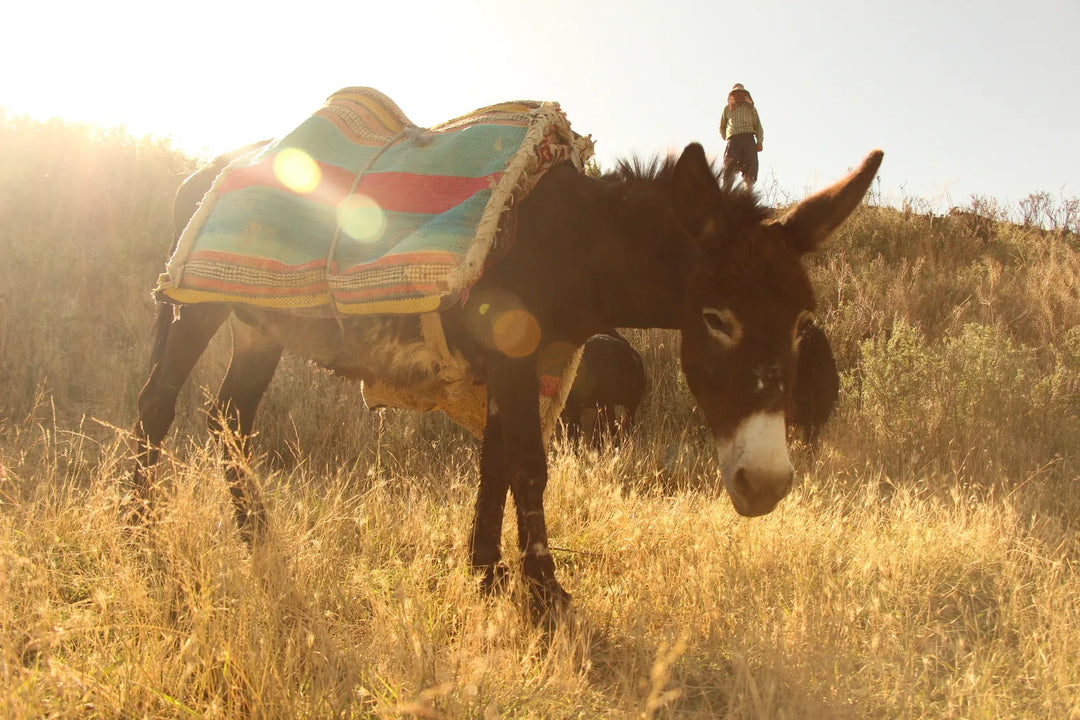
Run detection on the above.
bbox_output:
[157,87,593,316]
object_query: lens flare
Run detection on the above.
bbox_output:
[338,193,387,242]
[464,288,543,357]
[493,309,541,358]
[273,148,321,194]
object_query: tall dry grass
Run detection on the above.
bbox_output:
[1,113,1078,718]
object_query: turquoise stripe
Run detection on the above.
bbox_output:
[279,116,529,179]
[382,192,491,257]
[197,187,337,265]
[337,192,491,266]
[328,210,433,267]
[199,186,487,269]
[277,117,384,169]
[194,116,514,274]
[377,126,528,178]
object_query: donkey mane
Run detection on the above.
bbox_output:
[602,153,773,229]
[602,155,683,183]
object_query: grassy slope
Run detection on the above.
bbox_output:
[1,114,1078,719]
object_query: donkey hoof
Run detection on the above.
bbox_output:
[527,577,572,622]
[477,562,511,595]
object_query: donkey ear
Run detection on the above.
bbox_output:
[771,149,884,254]
[671,143,720,237]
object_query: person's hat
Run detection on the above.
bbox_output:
[729,83,753,101]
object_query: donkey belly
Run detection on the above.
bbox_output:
[235,307,488,435]
[236,309,441,388]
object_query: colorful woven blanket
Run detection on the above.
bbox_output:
[158,87,593,315]
[155,87,592,440]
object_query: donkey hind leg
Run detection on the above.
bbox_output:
[130,303,230,523]
[484,357,571,615]
[208,318,283,544]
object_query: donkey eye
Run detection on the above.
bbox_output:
[703,308,742,346]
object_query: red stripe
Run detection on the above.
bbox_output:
[540,375,563,398]
[217,155,498,215]
[355,172,495,214]
[330,252,458,275]
[216,160,354,206]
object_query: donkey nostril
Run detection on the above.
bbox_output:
[733,467,751,498]
[733,466,794,501]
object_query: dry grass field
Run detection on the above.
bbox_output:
[1,112,1079,718]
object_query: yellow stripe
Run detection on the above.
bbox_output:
[160,286,441,316]
[337,295,441,315]
[484,101,538,114]
[331,88,405,134]
[358,96,405,134]
[160,287,333,308]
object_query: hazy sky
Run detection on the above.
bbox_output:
[5,0,1077,211]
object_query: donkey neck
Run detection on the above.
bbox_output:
[501,164,693,344]
[586,175,692,330]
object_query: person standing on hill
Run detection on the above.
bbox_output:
[719,83,764,191]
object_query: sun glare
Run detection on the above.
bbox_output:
[493,309,541,358]
[464,289,542,358]
[273,148,321,194]
[338,194,387,242]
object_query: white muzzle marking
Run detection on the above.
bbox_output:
[715,411,793,515]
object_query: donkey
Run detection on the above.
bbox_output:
[559,330,647,448]
[562,321,839,449]
[132,140,883,612]
[790,320,840,444]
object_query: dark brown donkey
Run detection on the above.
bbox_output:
[559,330,647,447]
[132,141,883,612]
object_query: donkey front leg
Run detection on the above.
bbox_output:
[481,356,570,613]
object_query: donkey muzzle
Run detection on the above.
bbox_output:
[716,411,794,517]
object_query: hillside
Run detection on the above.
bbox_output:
[1,115,1078,719]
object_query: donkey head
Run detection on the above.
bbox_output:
[670,144,883,516]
